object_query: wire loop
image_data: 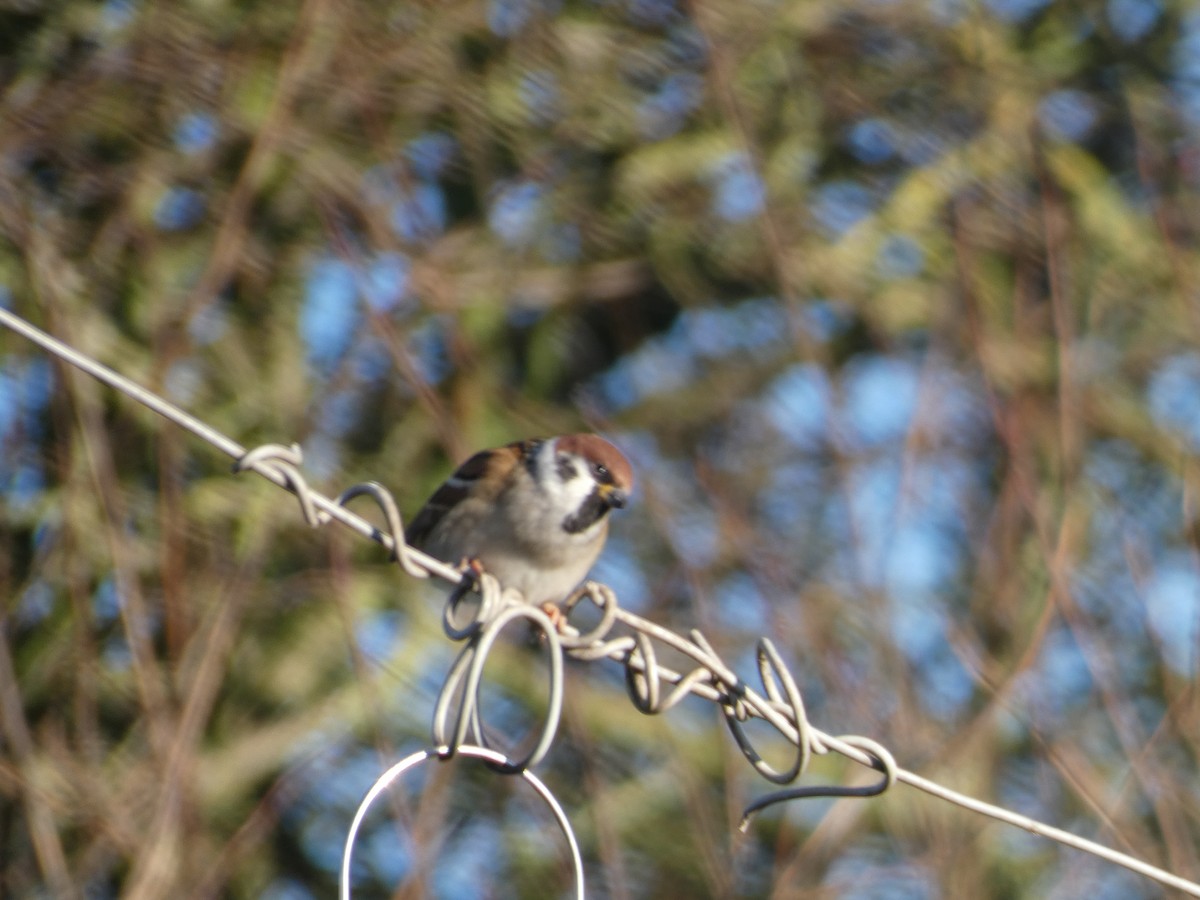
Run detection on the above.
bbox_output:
[232,443,323,526]
[442,569,505,641]
[335,481,428,578]
[737,735,898,832]
[339,745,584,900]
[433,595,564,772]
[624,630,661,713]
[724,639,810,785]
[557,580,620,648]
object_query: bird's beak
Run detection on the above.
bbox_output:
[600,485,627,509]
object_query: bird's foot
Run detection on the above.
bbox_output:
[456,556,485,582]
[540,601,569,633]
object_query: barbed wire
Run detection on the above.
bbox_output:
[3,305,1200,897]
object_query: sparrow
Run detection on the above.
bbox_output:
[406,434,633,607]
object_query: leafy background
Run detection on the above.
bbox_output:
[3,0,1200,897]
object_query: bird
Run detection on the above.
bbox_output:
[406,434,633,607]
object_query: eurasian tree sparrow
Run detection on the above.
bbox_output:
[407,434,633,606]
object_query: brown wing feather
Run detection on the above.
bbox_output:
[405,442,528,549]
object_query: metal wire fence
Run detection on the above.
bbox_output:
[2,305,1197,898]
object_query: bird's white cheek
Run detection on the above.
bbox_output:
[553,476,599,517]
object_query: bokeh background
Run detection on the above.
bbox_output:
[3,0,1200,896]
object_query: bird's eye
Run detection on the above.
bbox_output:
[592,462,610,481]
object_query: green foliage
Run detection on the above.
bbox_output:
[3,0,1200,897]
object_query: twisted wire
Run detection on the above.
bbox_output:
[4,306,1200,898]
[432,571,564,771]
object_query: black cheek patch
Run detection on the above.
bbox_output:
[556,455,578,482]
[562,489,609,534]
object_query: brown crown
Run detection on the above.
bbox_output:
[555,433,634,492]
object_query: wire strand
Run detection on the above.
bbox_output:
[3,306,1198,898]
